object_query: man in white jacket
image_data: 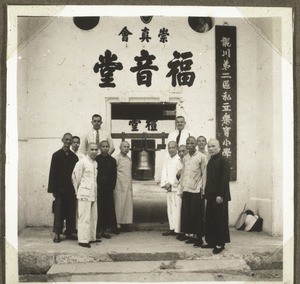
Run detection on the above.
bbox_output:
[72,142,100,248]
[160,141,182,236]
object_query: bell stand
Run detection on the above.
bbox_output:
[111,132,169,151]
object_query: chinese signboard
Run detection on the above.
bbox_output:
[215,25,237,181]
[94,49,195,88]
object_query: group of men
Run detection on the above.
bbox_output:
[48,114,231,254]
[48,114,133,248]
[160,116,231,254]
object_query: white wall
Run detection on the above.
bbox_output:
[17,15,283,235]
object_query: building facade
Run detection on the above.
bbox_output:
[15,10,292,236]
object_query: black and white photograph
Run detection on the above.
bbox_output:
[4,4,294,283]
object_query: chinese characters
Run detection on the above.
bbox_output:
[216,25,237,180]
[94,50,195,88]
[93,50,123,88]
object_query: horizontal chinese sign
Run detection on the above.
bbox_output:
[215,25,237,181]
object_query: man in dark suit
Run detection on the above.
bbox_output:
[48,133,79,243]
[96,140,118,239]
[203,139,231,254]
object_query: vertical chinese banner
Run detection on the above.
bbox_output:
[215,25,237,181]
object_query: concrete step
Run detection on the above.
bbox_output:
[47,259,251,276]
[20,269,283,282]
[19,228,283,275]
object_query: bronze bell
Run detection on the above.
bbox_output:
[137,150,151,170]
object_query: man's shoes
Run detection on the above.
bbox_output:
[213,246,225,254]
[111,228,121,234]
[66,234,78,240]
[176,233,186,241]
[193,240,204,248]
[90,239,102,243]
[185,238,197,244]
[101,232,112,239]
[79,242,91,248]
[53,235,61,243]
[202,244,215,249]
[162,230,176,236]
[177,234,189,241]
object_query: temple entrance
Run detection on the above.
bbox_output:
[110,102,177,224]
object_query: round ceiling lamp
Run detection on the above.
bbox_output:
[73,17,100,30]
[188,17,213,33]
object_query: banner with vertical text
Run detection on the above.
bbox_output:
[216,25,237,181]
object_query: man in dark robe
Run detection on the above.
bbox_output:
[48,133,78,243]
[203,139,231,254]
[96,140,117,239]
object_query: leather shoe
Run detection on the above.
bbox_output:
[111,228,121,234]
[162,230,176,236]
[185,238,197,244]
[66,234,78,240]
[90,239,102,243]
[193,240,203,248]
[176,233,186,241]
[177,234,189,241]
[79,242,91,248]
[202,244,215,249]
[101,232,112,239]
[213,246,225,254]
[53,236,61,243]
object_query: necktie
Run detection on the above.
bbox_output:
[96,130,100,148]
[176,130,182,145]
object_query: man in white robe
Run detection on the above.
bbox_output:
[160,141,182,236]
[114,141,133,230]
[72,143,100,248]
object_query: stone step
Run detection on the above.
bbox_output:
[19,228,283,275]
[47,259,251,276]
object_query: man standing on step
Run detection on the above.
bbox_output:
[114,141,133,231]
[96,140,118,239]
[203,139,231,254]
[180,136,207,248]
[83,114,115,155]
[48,133,78,243]
[160,141,182,236]
[72,143,100,248]
[176,144,189,241]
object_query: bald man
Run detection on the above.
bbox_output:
[72,143,100,248]
[203,139,231,254]
[96,140,117,239]
[114,141,133,230]
[160,141,182,236]
[180,136,207,247]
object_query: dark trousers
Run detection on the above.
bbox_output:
[205,199,230,246]
[53,193,76,235]
[180,192,204,237]
[97,190,117,233]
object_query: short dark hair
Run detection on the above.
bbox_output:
[176,115,185,120]
[72,136,80,141]
[92,114,102,121]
